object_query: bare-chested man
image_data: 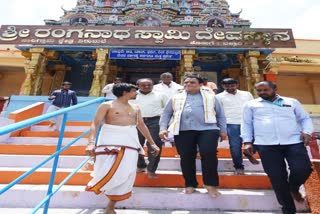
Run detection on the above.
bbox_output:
[85,83,160,214]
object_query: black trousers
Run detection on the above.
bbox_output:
[255,143,312,214]
[174,129,220,188]
[137,116,163,172]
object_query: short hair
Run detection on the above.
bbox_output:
[114,77,122,81]
[255,81,277,89]
[202,77,208,81]
[221,78,238,85]
[183,74,204,84]
[62,81,72,85]
[136,78,153,85]
[160,72,173,78]
[112,83,137,97]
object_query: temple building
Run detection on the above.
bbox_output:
[0,0,319,105]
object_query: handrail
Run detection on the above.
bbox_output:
[32,156,91,213]
[0,97,105,214]
[0,97,105,135]
[0,130,89,195]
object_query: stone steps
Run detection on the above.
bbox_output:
[30,125,90,132]
[0,167,271,189]
[0,155,263,172]
[0,137,260,159]
[0,209,301,214]
[0,185,310,212]
[0,130,308,212]
[0,144,243,158]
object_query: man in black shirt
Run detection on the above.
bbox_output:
[47,81,78,130]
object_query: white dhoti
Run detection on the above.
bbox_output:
[86,124,144,201]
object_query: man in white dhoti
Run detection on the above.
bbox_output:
[85,83,160,214]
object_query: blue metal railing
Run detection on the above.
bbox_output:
[0,97,105,214]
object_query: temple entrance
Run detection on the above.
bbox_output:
[55,51,96,96]
[64,64,94,96]
[47,49,240,96]
[113,58,179,84]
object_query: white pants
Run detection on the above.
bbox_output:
[46,105,63,130]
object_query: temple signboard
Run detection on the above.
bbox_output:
[0,25,296,48]
[110,49,181,60]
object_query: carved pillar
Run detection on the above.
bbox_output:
[263,56,280,83]
[245,51,262,97]
[20,48,49,95]
[89,48,109,97]
[238,54,251,92]
[100,58,110,88]
[179,50,196,84]
[50,65,68,92]
[34,50,58,95]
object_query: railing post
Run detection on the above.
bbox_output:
[0,97,106,213]
[310,132,320,159]
[42,113,68,214]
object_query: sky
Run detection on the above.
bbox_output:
[0,0,319,40]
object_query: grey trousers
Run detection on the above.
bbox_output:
[137,116,163,172]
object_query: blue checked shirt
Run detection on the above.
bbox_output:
[49,89,78,108]
[241,95,313,145]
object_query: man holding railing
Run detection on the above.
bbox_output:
[85,83,160,214]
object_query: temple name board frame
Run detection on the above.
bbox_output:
[109,49,181,60]
[0,25,296,48]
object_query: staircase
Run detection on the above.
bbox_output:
[0,122,310,213]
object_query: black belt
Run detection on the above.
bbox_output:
[143,116,160,121]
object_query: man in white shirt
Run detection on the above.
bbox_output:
[153,72,183,99]
[101,77,122,99]
[131,78,168,178]
[216,78,253,175]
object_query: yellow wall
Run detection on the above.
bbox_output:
[277,75,320,104]
[275,40,320,104]
[0,70,25,96]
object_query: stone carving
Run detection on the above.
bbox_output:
[89,48,109,96]
[42,0,251,28]
[136,15,161,27]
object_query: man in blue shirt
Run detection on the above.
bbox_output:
[47,81,78,130]
[241,81,313,214]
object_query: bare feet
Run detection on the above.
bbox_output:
[204,185,221,198]
[105,208,116,214]
[147,171,158,179]
[184,187,196,194]
[48,122,56,128]
[105,200,117,214]
[291,190,305,202]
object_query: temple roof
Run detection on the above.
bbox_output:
[44,0,251,28]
